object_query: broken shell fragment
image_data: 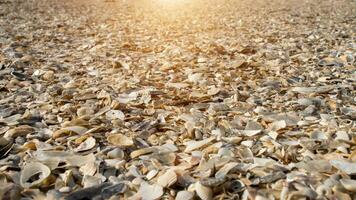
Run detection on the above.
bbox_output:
[184,137,215,153]
[157,169,177,188]
[175,190,194,200]
[195,181,213,200]
[130,147,156,159]
[107,134,134,147]
[330,160,356,175]
[20,162,51,188]
[4,125,35,139]
[138,182,164,200]
[340,179,356,192]
[105,110,125,121]
[75,136,96,152]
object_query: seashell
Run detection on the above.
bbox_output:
[11,70,27,81]
[184,137,215,153]
[152,152,176,165]
[270,120,287,131]
[75,136,96,152]
[157,169,177,188]
[107,134,134,148]
[66,153,96,167]
[0,137,13,158]
[146,169,159,180]
[105,110,125,121]
[64,182,112,200]
[101,182,127,199]
[291,86,334,94]
[215,162,238,179]
[200,176,226,187]
[4,125,35,139]
[20,162,51,188]
[82,175,102,188]
[175,191,194,200]
[42,70,55,81]
[335,131,350,141]
[107,148,125,159]
[310,131,328,140]
[195,181,213,200]
[130,147,157,159]
[77,107,95,117]
[52,126,88,139]
[79,162,97,176]
[225,180,245,193]
[330,159,356,175]
[222,136,242,144]
[295,160,332,173]
[340,179,356,192]
[238,130,261,137]
[138,182,164,200]
[245,121,263,131]
[0,183,22,200]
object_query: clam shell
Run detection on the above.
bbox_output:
[107,134,134,147]
[75,136,96,152]
[20,162,51,188]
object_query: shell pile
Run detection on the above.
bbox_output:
[0,0,355,199]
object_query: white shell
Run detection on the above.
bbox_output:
[106,110,125,121]
[107,134,134,147]
[340,179,356,192]
[184,137,215,153]
[175,191,194,200]
[157,169,177,188]
[75,136,96,152]
[20,162,51,188]
[138,182,164,200]
[195,181,213,200]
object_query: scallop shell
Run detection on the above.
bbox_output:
[20,162,51,188]
[195,181,213,200]
[107,134,133,147]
